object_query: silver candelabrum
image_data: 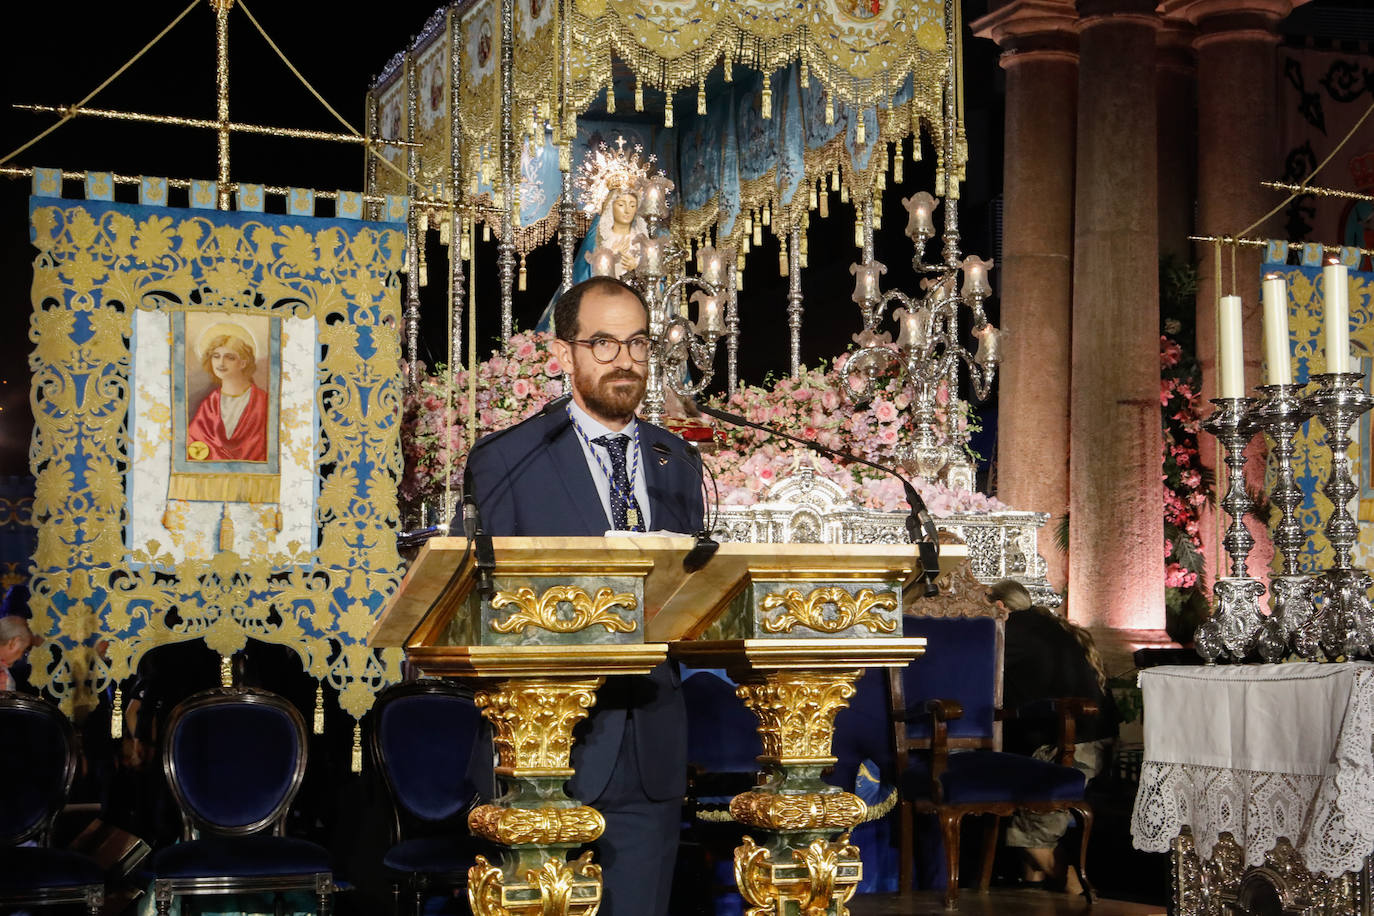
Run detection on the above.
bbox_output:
[1194,397,1266,662]
[591,175,730,425]
[1300,372,1374,659]
[840,191,1000,482]
[1252,383,1316,662]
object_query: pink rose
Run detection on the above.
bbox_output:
[516,341,536,360]
[821,391,839,411]
[513,378,531,398]
[545,356,562,376]
[879,428,899,445]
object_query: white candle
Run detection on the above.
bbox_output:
[1261,273,1291,386]
[586,246,617,278]
[1217,294,1245,398]
[1324,259,1350,374]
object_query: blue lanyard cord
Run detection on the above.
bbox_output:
[569,405,643,523]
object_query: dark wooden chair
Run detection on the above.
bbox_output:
[151,687,334,915]
[889,575,1097,908]
[0,691,106,916]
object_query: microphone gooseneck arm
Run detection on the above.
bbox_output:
[650,440,720,573]
[695,402,941,596]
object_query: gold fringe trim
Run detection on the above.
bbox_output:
[696,807,736,823]
[313,682,325,735]
[860,786,898,822]
[111,685,123,739]
[168,472,281,504]
[351,722,363,773]
[220,654,233,687]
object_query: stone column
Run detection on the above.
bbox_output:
[1166,0,1306,590]
[972,0,1080,591]
[1157,20,1197,263]
[1069,0,1164,632]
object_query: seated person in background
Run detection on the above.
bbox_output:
[0,612,41,693]
[991,579,1118,894]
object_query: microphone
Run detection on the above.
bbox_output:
[694,402,941,597]
[651,441,719,573]
[419,393,576,604]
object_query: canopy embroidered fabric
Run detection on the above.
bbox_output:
[1131,663,1374,877]
[373,0,953,253]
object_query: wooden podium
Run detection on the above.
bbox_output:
[372,535,958,916]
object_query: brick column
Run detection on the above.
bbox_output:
[1069,0,1164,631]
[1166,0,1307,590]
[972,0,1079,590]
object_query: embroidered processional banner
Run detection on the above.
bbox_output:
[1277,47,1374,261]
[0,477,35,593]
[27,190,406,722]
[1261,255,1374,574]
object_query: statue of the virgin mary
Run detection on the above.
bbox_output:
[536,139,655,333]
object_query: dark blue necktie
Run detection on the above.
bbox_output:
[592,434,644,531]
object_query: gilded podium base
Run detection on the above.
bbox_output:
[675,640,925,916]
[408,645,666,916]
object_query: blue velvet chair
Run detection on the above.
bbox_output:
[369,679,484,916]
[0,691,106,916]
[889,613,1096,908]
[677,668,762,916]
[152,687,333,915]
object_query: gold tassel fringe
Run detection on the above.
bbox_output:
[111,685,123,739]
[351,723,363,773]
[313,683,325,735]
[218,511,235,552]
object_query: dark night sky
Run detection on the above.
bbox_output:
[0,0,1013,478]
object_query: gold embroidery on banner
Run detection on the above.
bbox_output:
[759,586,897,634]
[28,203,406,719]
[468,803,605,846]
[490,585,638,634]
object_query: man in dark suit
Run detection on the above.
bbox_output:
[467,276,705,916]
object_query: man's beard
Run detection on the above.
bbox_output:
[577,368,646,422]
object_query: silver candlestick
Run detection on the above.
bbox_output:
[1252,384,1317,662]
[1302,372,1374,659]
[1195,397,1265,662]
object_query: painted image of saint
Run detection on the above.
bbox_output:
[186,320,269,462]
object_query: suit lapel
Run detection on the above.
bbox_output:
[548,420,612,534]
[640,427,684,533]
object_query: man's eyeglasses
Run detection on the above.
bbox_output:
[568,335,652,363]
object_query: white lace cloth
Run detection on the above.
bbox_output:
[1130,662,1374,877]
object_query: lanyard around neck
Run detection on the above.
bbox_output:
[569,405,642,518]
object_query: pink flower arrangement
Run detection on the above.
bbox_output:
[1158,310,1211,635]
[400,331,563,504]
[402,334,999,517]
